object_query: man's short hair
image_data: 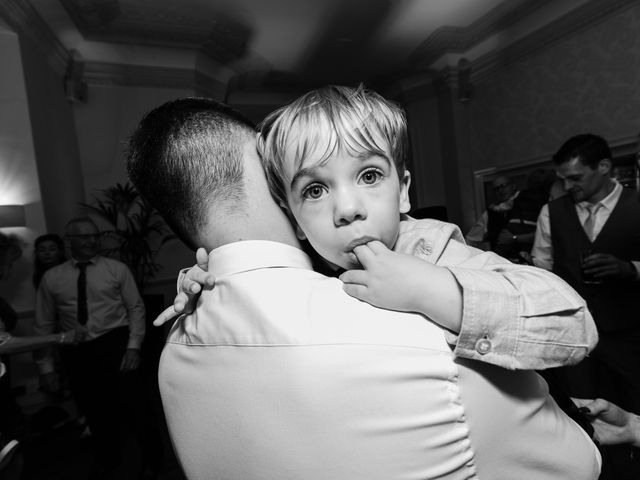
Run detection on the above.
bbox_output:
[257,84,408,207]
[552,134,611,169]
[64,216,98,235]
[126,97,256,250]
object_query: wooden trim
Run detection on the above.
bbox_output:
[0,0,69,74]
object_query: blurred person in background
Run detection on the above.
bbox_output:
[465,175,518,250]
[0,231,78,480]
[32,234,66,289]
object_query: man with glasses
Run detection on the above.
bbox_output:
[465,175,518,249]
[532,133,640,480]
[34,216,156,478]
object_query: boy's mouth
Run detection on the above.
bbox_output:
[345,236,376,253]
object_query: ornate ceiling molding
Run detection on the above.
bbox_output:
[409,0,553,69]
[469,0,640,83]
[83,61,225,98]
[0,0,69,75]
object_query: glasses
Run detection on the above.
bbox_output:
[493,182,512,191]
[65,233,101,240]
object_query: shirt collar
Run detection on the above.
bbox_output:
[576,180,621,212]
[71,256,96,266]
[208,240,313,278]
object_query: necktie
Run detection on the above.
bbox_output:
[583,203,601,242]
[77,261,90,325]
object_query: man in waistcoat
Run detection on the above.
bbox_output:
[532,133,640,479]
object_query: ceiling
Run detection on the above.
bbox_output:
[5,0,591,97]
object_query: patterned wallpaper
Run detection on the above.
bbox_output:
[468,5,640,171]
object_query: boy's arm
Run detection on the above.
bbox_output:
[434,232,597,370]
[342,227,597,370]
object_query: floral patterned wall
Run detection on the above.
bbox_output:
[468,5,640,171]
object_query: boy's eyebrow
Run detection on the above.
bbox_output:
[289,153,392,190]
[290,165,320,190]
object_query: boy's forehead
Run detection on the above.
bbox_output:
[283,120,391,172]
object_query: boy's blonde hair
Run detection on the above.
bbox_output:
[257,84,408,207]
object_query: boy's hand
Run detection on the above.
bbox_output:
[153,248,216,326]
[339,240,462,332]
[339,240,427,313]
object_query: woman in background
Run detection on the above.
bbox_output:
[32,234,66,289]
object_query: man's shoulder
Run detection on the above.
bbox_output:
[547,195,573,215]
[95,256,128,270]
[41,260,72,282]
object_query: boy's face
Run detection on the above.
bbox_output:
[284,146,411,270]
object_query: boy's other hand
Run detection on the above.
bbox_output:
[339,240,427,313]
[153,247,215,326]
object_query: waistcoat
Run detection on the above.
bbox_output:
[549,188,640,332]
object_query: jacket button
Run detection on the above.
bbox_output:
[476,338,492,355]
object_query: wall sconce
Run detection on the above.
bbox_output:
[0,205,26,227]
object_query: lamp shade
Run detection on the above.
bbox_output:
[0,205,26,227]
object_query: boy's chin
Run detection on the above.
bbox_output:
[319,257,361,277]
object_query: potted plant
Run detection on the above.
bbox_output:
[82,181,175,290]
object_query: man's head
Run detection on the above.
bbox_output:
[552,134,612,204]
[126,97,298,251]
[257,85,411,270]
[64,217,101,261]
[490,176,516,204]
[35,234,66,267]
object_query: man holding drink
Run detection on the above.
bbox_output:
[532,133,640,479]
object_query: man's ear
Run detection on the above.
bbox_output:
[280,201,307,241]
[295,224,307,241]
[598,158,612,175]
[399,170,411,214]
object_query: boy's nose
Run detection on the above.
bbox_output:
[333,189,366,226]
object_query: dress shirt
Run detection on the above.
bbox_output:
[161,240,599,480]
[532,181,640,276]
[35,256,145,373]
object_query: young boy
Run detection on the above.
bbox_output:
[256,84,467,325]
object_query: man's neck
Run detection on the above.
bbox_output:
[587,178,615,204]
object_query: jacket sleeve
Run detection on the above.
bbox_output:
[438,235,597,370]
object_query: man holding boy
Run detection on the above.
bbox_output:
[128,96,600,479]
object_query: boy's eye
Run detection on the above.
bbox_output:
[359,168,383,185]
[301,183,326,200]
